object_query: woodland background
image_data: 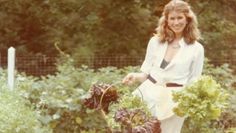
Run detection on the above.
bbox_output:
[0,0,235,71]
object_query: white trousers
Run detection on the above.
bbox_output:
[160,115,185,133]
[132,79,185,133]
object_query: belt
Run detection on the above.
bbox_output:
[147,75,183,87]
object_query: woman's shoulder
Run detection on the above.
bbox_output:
[189,41,204,51]
[148,35,163,46]
[194,41,204,50]
[189,41,204,56]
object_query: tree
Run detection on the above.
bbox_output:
[0,0,235,68]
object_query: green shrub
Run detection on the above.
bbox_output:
[8,55,140,132]
[1,56,235,132]
[0,86,51,133]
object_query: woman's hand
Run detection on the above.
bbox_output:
[122,73,148,85]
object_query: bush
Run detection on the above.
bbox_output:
[0,56,235,132]
[0,86,51,133]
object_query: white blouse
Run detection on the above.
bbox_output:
[140,36,204,86]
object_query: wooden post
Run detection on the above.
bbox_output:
[8,47,15,90]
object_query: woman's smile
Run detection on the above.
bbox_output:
[168,11,187,35]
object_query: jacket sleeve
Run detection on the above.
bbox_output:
[187,43,204,84]
[140,37,156,74]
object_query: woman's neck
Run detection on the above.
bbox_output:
[174,33,183,42]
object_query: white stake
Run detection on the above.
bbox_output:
[8,47,15,90]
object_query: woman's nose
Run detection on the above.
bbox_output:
[174,19,179,25]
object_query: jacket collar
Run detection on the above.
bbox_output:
[179,38,186,48]
[162,37,185,70]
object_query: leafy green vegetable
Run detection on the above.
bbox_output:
[173,75,229,122]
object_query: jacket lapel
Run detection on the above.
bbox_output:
[164,38,185,70]
[156,42,168,67]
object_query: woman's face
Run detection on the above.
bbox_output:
[167,11,187,36]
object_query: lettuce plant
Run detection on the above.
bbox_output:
[173,75,229,122]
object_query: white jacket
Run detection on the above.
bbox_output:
[140,36,204,86]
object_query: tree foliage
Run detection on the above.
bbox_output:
[0,0,235,65]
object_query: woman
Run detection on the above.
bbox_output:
[122,0,204,133]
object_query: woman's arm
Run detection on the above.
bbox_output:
[187,43,204,84]
[122,72,148,85]
[122,36,156,85]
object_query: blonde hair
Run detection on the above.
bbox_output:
[156,0,201,44]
